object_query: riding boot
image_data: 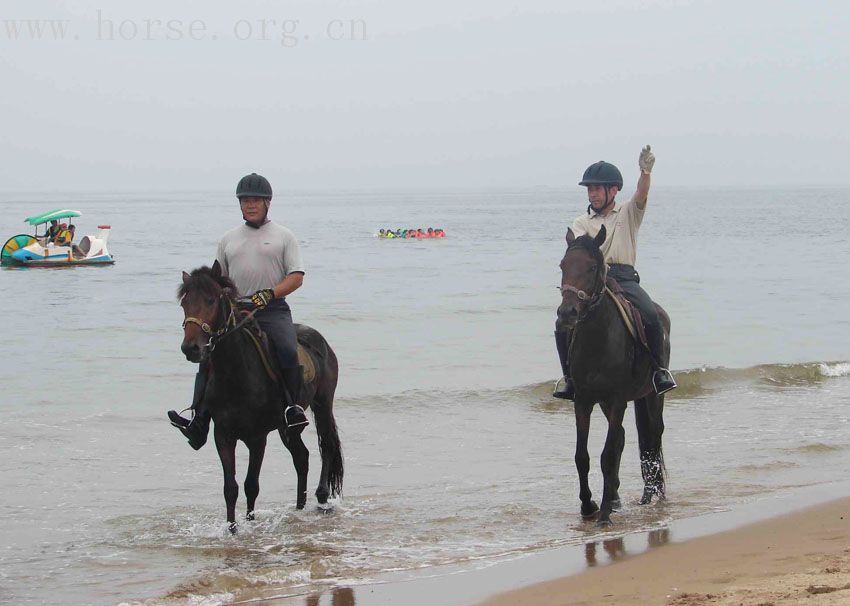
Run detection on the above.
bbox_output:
[280,365,309,430]
[553,330,576,400]
[167,365,211,450]
[646,326,677,395]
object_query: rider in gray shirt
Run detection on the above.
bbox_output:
[168,173,309,449]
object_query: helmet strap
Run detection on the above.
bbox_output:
[588,185,615,216]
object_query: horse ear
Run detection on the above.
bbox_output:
[182,271,191,284]
[566,228,576,246]
[211,260,222,279]
[594,224,607,248]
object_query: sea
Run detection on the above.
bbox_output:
[1,187,849,605]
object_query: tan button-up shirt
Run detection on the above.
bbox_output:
[570,200,645,266]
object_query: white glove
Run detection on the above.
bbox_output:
[639,145,655,174]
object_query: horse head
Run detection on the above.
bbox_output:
[558,224,607,328]
[178,260,236,363]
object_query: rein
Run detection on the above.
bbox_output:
[182,294,258,352]
[182,292,279,382]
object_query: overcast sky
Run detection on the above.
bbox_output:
[1,0,848,191]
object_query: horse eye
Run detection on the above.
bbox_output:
[588,265,597,273]
[206,298,215,305]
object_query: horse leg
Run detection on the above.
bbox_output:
[280,428,309,509]
[573,400,598,518]
[214,430,239,533]
[635,394,666,504]
[598,401,627,526]
[311,392,344,505]
[244,435,267,521]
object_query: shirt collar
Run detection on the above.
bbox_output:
[591,202,620,218]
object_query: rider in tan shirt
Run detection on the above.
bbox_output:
[554,146,677,400]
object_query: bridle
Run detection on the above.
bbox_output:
[559,251,607,323]
[182,291,259,353]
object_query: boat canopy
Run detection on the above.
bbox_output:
[25,209,82,226]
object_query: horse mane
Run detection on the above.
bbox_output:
[567,233,605,267]
[177,266,237,301]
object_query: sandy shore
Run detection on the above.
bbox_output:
[480,497,850,606]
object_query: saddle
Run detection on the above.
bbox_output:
[238,312,316,384]
[604,277,650,351]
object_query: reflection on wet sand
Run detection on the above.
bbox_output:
[584,528,670,568]
[305,586,356,606]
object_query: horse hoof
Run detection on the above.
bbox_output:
[296,501,306,510]
[596,518,613,528]
[228,522,238,534]
[610,499,622,511]
[581,500,599,519]
[316,490,329,505]
[246,511,255,521]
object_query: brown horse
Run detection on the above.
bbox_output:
[179,261,343,531]
[558,225,667,526]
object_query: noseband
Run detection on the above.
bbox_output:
[560,256,607,322]
[181,292,245,352]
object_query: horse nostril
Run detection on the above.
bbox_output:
[181,342,198,357]
[558,304,578,321]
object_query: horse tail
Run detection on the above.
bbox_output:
[316,408,344,497]
[299,324,344,497]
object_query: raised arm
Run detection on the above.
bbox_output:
[631,145,655,210]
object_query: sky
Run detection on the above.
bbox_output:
[1,0,848,191]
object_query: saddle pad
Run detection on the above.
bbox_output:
[297,344,316,384]
[604,286,650,350]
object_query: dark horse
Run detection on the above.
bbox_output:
[178,261,343,530]
[558,225,667,526]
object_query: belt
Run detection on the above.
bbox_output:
[607,263,635,271]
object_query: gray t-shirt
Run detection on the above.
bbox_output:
[216,221,305,296]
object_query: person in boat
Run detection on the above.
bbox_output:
[53,223,73,246]
[379,229,386,238]
[44,220,61,244]
[66,224,86,257]
[553,145,677,400]
[168,172,309,450]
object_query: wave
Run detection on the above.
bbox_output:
[334,360,850,408]
[670,360,850,397]
[783,442,846,455]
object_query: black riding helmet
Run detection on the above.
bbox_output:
[579,161,623,189]
[580,161,622,215]
[236,173,273,199]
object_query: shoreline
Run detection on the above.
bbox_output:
[480,495,850,606]
[234,481,850,606]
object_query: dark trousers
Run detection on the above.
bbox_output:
[607,264,665,366]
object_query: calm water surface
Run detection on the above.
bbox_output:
[1,187,849,605]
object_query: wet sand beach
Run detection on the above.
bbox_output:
[481,496,850,606]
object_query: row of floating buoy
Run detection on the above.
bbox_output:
[378,228,446,239]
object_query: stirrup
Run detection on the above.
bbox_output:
[168,408,192,428]
[553,376,576,401]
[284,405,309,429]
[652,368,677,395]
